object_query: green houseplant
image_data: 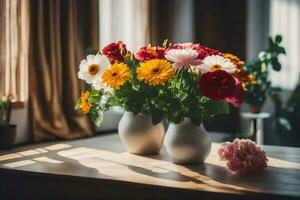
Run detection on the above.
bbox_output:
[0,96,17,149]
[244,35,286,113]
[271,78,300,147]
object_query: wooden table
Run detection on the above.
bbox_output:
[0,133,299,200]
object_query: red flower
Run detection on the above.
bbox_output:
[168,43,220,60]
[102,41,128,63]
[192,44,221,60]
[199,70,243,107]
[135,46,165,62]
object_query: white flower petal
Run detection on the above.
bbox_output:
[77,54,110,84]
[198,55,236,74]
[86,54,94,63]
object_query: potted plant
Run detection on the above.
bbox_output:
[162,43,248,164]
[75,41,169,155]
[75,40,249,165]
[0,96,17,149]
[271,78,300,147]
[244,35,286,113]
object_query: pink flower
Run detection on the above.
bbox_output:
[218,139,268,175]
[224,76,244,107]
[165,43,220,68]
[165,43,202,68]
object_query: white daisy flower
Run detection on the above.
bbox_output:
[198,55,236,74]
[78,54,110,85]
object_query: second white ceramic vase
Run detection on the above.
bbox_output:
[164,118,211,165]
[118,112,165,155]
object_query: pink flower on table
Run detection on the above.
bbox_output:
[218,139,268,175]
[165,43,220,68]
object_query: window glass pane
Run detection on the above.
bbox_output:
[269,0,300,89]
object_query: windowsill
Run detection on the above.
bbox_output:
[12,101,25,109]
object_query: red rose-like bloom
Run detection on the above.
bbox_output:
[199,70,243,107]
[169,43,220,60]
[192,44,221,60]
[135,46,165,62]
[102,41,128,63]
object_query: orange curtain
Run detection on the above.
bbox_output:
[29,0,99,141]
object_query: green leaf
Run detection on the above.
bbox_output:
[275,35,282,43]
[89,90,101,97]
[190,115,202,126]
[200,96,210,103]
[271,58,281,71]
[278,117,292,131]
[107,96,120,107]
[276,46,286,55]
[152,110,163,125]
[162,39,169,48]
[91,109,104,127]
[124,55,133,66]
[268,37,274,50]
[74,98,81,110]
[207,101,230,116]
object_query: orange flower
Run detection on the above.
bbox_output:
[223,53,255,91]
[80,91,91,114]
[223,53,244,69]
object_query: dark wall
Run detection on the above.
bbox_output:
[193,0,246,59]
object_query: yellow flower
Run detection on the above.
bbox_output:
[80,91,91,114]
[137,59,174,86]
[101,62,130,89]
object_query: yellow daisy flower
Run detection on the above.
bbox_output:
[80,91,91,114]
[101,62,130,89]
[137,59,174,86]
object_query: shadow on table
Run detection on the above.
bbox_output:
[145,152,300,196]
[36,145,299,198]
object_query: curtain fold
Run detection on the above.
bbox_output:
[29,0,98,141]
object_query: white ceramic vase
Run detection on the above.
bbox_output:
[164,118,211,165]
[118,112,165,155]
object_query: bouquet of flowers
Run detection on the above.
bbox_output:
[75,40,250,126]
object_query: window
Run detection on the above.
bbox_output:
[99,0,150,51]
[269,0,300,89]
[0,0,29,102]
